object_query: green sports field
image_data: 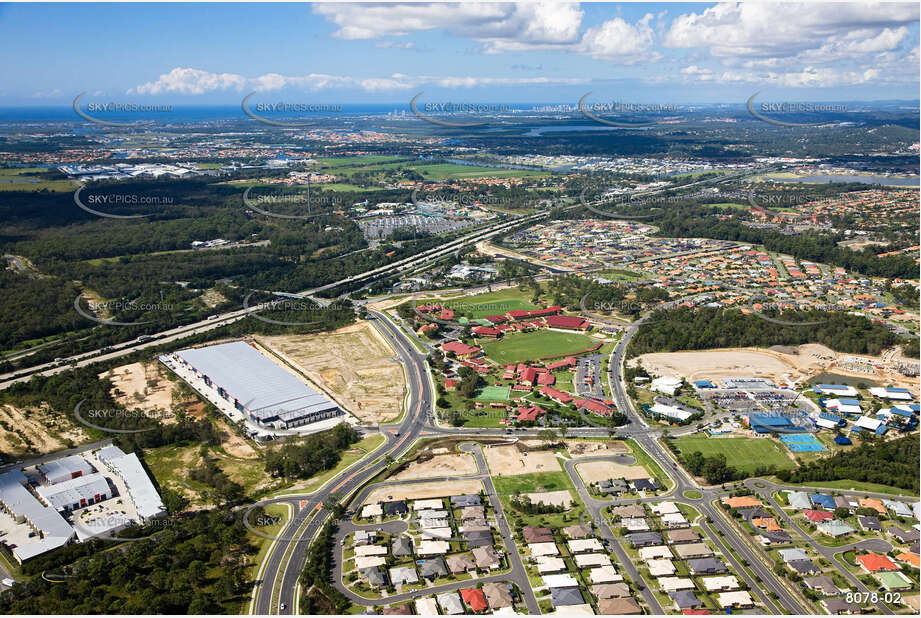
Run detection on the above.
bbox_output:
[442,288,538,319]
[671,436,796,475]
[476,385,511,401]
[481,330,595,364]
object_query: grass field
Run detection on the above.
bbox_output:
[476,385,511,401]
[482,330,595,364]
[672,436,796,475]
[0,167,75,192]
[442,288,538,319]
[597,268,649,281]
[493,471,572,496]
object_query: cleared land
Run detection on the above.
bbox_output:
[576,459,650,483]
[563,440,629,458]
[102,362,175,418]
[0,403,89,456]
[260,321,405,424]
[390,453,478,480]
[481,330,595,364]
[635,343,918,390]
[364,479,484,504]
[671,436,796,475]
[524,490,573,507]
[484,444,562,476]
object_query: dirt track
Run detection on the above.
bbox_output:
[364,479,485,503]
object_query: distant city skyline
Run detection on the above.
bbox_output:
[0,2,918,106]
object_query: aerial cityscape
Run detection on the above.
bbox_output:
[0,1,919,616]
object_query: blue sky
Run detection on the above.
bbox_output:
[1,2,918,106]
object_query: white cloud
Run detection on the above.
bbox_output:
[131,67,246,95]
[577,14,656,61]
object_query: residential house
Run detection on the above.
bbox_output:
[667,529,701,544]
[460,587,488,612]
[420,557,449,581]
[648,559,676,576]
[822,599,862,614]
[550,587,585,608]
[669,590,704,610]
[592,583,630,599]
[472,546,500,570]
[701,576,739,592]
[627,531,663,547]
[361,567,387,588]
[589,565,622,584]
[716,591,754,608]
[856,553,900,573]
[803,576,841,596]
[688,558,728,575]
[658,577,695,592]
[482,582,513,609]
[857,515,881,531]
[389,566,419,586]
[446,553,476,574]
[598,598,642,615]
[436,592,465,615]
[674,543,713,559]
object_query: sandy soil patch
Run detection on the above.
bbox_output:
[0,403,90,456]
[565,440,628,458]
[634,344,918,390]
[576,460,649,483]
[484,444,562,476]
[524,490,573,507]
[101,362,175,421]
[365,479,485,504]
[391,453,478,480]
[259,322,405,424]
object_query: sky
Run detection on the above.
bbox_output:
[0,1,918,107]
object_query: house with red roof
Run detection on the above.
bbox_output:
[804,510,834,523]
[484,315,507,324]
[547,357,577,371]
[506,306,561,321]
[516,405,547,423]
[546,315,591,331]
[442,340,481,359]
[472,326,502,339]
[460,587,488,612]
[576,399,612,416]
[537,373,556,386]
[519,366,538,386]
[857,553,900,573]
[439,308,455,321]
[540,386,574,404]
[445,379,458,390]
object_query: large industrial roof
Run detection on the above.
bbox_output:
[175,341,336,419]
[0,470,73,561]
[106,452,165,521]
[36,472,111,511]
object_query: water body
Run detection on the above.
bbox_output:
[766,174,919,187]
[808,373,878,387]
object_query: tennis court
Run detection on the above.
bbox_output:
[476,385,511,401]
[780,433,826,453]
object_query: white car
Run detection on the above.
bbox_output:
[1,578,14,587]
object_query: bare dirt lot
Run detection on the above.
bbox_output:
[0,403,89,456]
[485,444,562,476]
[576,459,649,483]
[564,440,629,458]
[365,479,485,504]
[259,322,405,424]
[525,490,574,507]
[391,453,478,480]
[101,362,175,420]
[635,344,918,389]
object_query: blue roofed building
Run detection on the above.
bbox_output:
[693,380,716,389]
[748,414,795,433]
[810,494,836,510]
[833,435,852,446]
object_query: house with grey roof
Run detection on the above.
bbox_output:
[788,559,821,575]
[669,590,703,609]
[627,531,662,547]
[550,587,584,607]
[464,529,493,547]
[451,494,481,507]
[817,520,855,538]
[446,553,475,574]
[389,566,419,586]
[436,592,464,615]
[688,558,728,574]
[803,575,841,596]
[822,598,862,614]
[778,548,809,563]
[472,546,500,570]
[392,536,413,557]
[786,490,811,510]
[858,515,881,531]
[361,566,387,588]
[420,557,448,581]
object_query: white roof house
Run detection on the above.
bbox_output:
[662,513,689,528]
[354,556,386,569]
[589,565,622,584]
[536,556,567,573]
[529,542,560,557]
[415,598,440,615]
[702,576,740,591]
[568,538,604,553]
[103,452,165,521]
[650,402,692,421]
[38,456,95,485]
[573,553,611,568]
[884,500,913,518]
[436,592,464,615]
[786,491,812,510]
[869,387,914,401]
[825,399,862,415]
[716,591,753,608]
[413,499,444,510]
[0,471,74,563]
[814,384,858,397]
[639,546,673,561]
[854,415,884,432]
[648,559,676,576]
[623,517,650,531]
[417,540,449,556]
[354,545,388,557]
[651,376,682,396]
[542,573,579,589]
[361,503,383,518]
[658,577,694,591]
[36,473,110,512]
[651,501,680,515]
